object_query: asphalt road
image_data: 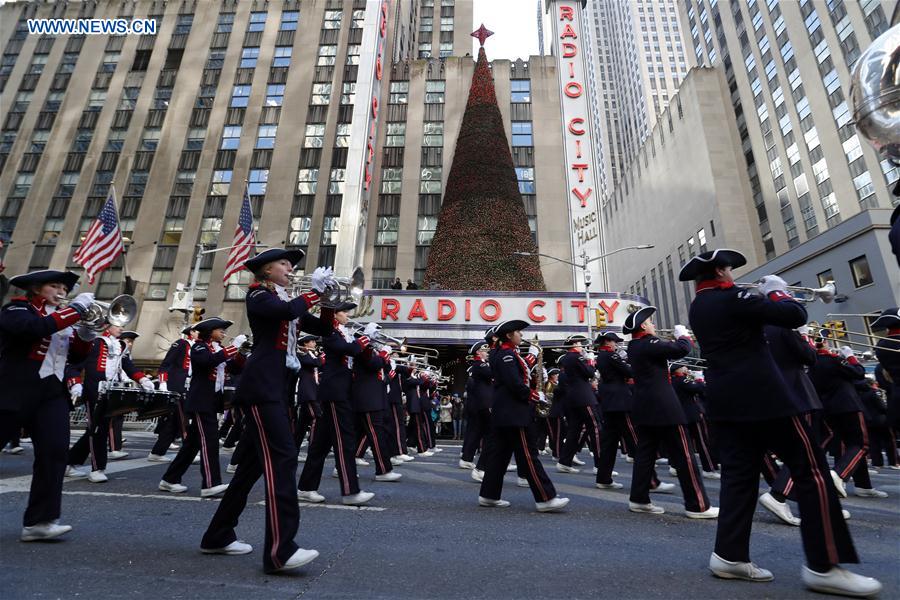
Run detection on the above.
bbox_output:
[1,429,898,600]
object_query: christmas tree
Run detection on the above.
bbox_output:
[423,26,546,292]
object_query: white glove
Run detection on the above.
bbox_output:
[158,380,168,392]
[758,275,788,296]
[673,325,690,339]
[139,377,154,391]
[584,352,596,362]
[68,292,95,315]
[839,346,854,359]
[363,322,380,337]
[69,383,83,400]
[538,391,546,403]
[310,266,335,293]
[527,344,540,357]
[232,334,248,348]
[798,325,810,336]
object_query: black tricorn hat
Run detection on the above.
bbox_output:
[622,306,657,335]
[870,308,900,330]
[244,248,306,273]
[494,320,529,339]
[594,331,623,344]
[678,248,747,282]
[193,317,233,333]
[10,270,80,293]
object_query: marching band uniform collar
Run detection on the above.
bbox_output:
[695,280,735,293]
[499,341,519,350]
[631,331,651,340]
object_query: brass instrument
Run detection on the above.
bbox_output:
[288,266,365,308]
[811,323,900,353]
[57,293,137,331]
[670,357,708,370]
[531,335,552,418]
[734,281,837,304]
[850,22,900,162]
[346,321,405,348]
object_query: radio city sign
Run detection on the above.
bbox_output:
[357,291,650,343]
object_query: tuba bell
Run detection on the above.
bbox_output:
[58,294,138,331]
[850,23,900,163]
[288,266,365,309]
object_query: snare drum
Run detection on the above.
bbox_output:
[222,386,236,410]
[137,390,179,420]
[102,383,144,417]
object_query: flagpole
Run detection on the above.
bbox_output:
[112,183,132,295]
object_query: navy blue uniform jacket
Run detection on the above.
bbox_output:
[297,350,321,404]
[672,374,704,423]
[808,351,865,415]
[351,348,388,413]
[469,358,493,412]
[764,325,822,414]
[76,336,148,403]
[158,339,191,393]
[627,334,691,426]
[875,333,900,425]
[595,349,633,412]
[183,341,239,413]
[688,283,807,422]
[560,350,598,408]
[489,344,533,428]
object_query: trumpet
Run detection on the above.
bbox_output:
[288,266,365,308]
[670,357,708,370]
[57,293,137,331]
[735,280,837,303]
[346,321,405,347]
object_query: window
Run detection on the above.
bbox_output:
[511,121,533,146]
[849,255,873,288]
[220,126,241,149]
[423,121,443,147]
[425,80,445,103]
[210,170,232,195]
[217,12,234,33]
[389,81,409,104]
[511,80,531,103]
[88,91,106,110]
[266,84,284,107]
[240,47,259,68]
[141,129,161,151]
[321,215,340,244]
[297,169,318,194]
[303,124,325,147]
[288,215,311,245]
[256,125,277,149]
[340,82,356,105]
[418,42,432,59]
[186,128,205,151]
[417,215,437,245]
[420,167,441,194]
[376,215,399,245]
[317,45,337,66]
[440,17,454,31]
[328,168,346,195]
[323,10,342,29]
[351,9,366,28]
[311,83,331,105]
[697,228,707,251]
[273,46,292,67]
[280,11,299,31]
[225,271,253,301]
[247,169,268,196]
[385,122,405,146]
[346,44,360,65]
[381,168,403,194]
[516,167,535,194]
[248,11,266,32]
[230,85,250,107]
[334,123,351,148]
[816,269,833,288]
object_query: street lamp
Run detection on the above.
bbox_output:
[513,244,654,340]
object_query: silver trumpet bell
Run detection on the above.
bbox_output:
[288,266,365,308]
[59,294,138,331]
[850,23,900,162]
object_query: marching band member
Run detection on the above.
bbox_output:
[297,302,375,506]
[404,365,432,457]
[623,307,716,519]
[384,355,412,463]
[460,341,491,470]
[351,335,401,482]
[556,335,603,480]
[544,368,563,459]
[107,330,141,460]
[477,320,568,513]
[202,249,329,572]
[872,309,900,457]
[159,318,243,497]
[681,249,878,597]
[149,324,196,461]
[594,332,633,489]
[294,334,322,454]
[0,270,94,541]
[67,324,154,483]
[670,364,719,479]
[870,365,898,469]
[809,342,887,499]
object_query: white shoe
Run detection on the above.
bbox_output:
[297,490,326,503]
[331,468,339,478]
[843,509,851,520]
[20,522,73,542]
[375,472,402,482]
[596,481,623,490]
[342,491,374,506]
[169,443,180,450]
[108,450,128,460]
[220,446,234,454]
[887,465,900,470]
[535,496,569,512]
[650,482,675,494]
[854,487,888,498]
[703,470,721,480]
[471,469,484,482]
[297,452,307,462]
[192,455,200,464]
[572,457,585,466]
[629,501,664,514]
[709,552,773,582]
[406,447,418,455]
[506,463,516,472]
[87,470,108,483]
[867,468,878,475]
[830,470,848,498]
[433,447,443,453]
[355,457,370,466]
[201,540,253,555]
[147,453,172,463]
[656,458,669,465]
[201,483,229,498]
[65,466,87,478]
[159,480,188,493]
[612,470,619,476]
[390,457,404,466]
[556,462,580,474]
[459,459,476,470]
[759,492,800,526]
[592,467,598,475]
[801,566,882,597]
[478,496,510,508]
[271,548,319,572]
[626,456,635,463]
[226,464,237,474]
[365,450,374,459]
[516,477,529,488]
[419,451,435,457]
[686,506,719,519]
[399,454,415,462]
[5,446,24,454]
[669,467,678,477]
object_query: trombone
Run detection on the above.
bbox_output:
[734,280,837,303]
[288,266,365,308]
[57,293,137,331]
[811,324,900,353]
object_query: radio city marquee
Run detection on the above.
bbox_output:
[357,291,650,344]
[548,0,605,290]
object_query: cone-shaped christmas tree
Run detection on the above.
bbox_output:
[423,28,545,291]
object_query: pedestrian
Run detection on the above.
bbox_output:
[390,278,403,290]
[451,394,463,440]
[406,279,419,290]
[440,396,453,437]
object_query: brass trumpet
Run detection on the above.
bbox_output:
[57,293,137,331]
[735,280,836,303]
[346,321,405,347]
[288,266,365,308]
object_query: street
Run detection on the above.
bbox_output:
[1,430,898,600]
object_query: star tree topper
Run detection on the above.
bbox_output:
[471,23,494,47]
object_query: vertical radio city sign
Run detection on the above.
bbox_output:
[546,0,606,291]
[335,0,389,275]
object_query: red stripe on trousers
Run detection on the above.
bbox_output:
[249,405,282,570]
[791,415,838,565]
[677,425,707,511]
[519,428,549,502]
[330,403,351,495]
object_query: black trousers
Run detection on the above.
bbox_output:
[688,418,718,472]
[385,405,404,457]
[108,415,125,451]
[714,416,857,571]
[150,400,186,456]
[596,410,631,484]
[423,410,436,448]
[0,378,69,526]
[770,412,824,499]
[68,397,108,472]
[479,422,557,503]
[546,416,564,459]
[559,405,603,469]
[162,412,221,488]
[298,401,360,496]
[630,424,710,512]
[202,402,301,573]
[354,410,393,475]
[868,425,898,467]
[461,410,485,462]
[294,402,319,450]
[223,407,244,449]
[407,412,430,453]
[826,411,872,489]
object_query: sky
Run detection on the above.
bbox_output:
[472,0,547,60]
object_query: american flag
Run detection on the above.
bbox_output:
[222,184,255,285]
[73,187,124,284]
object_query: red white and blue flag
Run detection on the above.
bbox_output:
[73,187,124,284]
[222,183,255,285]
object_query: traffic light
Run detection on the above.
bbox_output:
[594,308,607,328]
[192,306,205,323]
[831,319,847,339]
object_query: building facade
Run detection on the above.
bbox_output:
[0,0,583,360]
